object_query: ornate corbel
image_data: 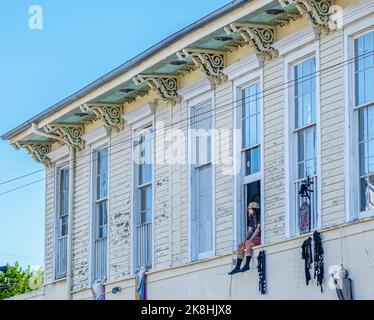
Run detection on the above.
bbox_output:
[224,23,278,61]
[273,12,300,27]
[133,75,181,106]
[279,0,335,34]
[176,48,228,84]
[14,142,51,167]
[44,124,84,150]
[81,103,123,132]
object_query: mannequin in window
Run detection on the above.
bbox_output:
[228,202,261,275]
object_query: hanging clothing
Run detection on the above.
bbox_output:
[333,267,353,300]
[257,250,266,295]
[91,279,106,300]
[333,278,353,300]
[313,231,324,292]
[135,267,147,300]
[301,237,313,286]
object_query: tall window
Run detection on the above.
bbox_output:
[134,125,153,270]
[355,31,374,213]
[238,82,261,243]
[190,100,213,261]
[55,166,69,279]
[292,57,318,235]
[93,147,108,282]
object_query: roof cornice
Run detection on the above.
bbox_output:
[1,0,252,141]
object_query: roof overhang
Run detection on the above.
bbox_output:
[2,0,336,155]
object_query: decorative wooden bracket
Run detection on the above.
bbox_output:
[176,48,228,84]
[44,124,85,150]
[279,0,336,34]
[14,142,51,167]
[133,75,181,106]
[81,103,123,132]
[273,12,300,27]
[224,23,278,61]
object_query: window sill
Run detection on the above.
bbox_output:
[358,210,374,220]
[46,277,67,286]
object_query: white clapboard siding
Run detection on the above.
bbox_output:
[319,29,346,228]
[171,100,189,266]
[71,147,90,291]
[108,128,132,281]
[214,80,234,256]
[44,166,55,284]
[154,100,171,270]
[263,56,286,243]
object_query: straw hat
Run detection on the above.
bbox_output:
[247,202,260,209]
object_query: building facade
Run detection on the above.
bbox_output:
[2,0,374,300]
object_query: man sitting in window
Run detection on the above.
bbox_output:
[228,202,261,275]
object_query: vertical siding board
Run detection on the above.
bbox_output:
[263,57,286,243]
[214,81,234,256]
[319,30,346,228]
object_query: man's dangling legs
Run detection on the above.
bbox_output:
[228,243,245,275]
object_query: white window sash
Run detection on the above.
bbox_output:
[284,42,321,237]
[133,122,154,271]
[189,98,214,261]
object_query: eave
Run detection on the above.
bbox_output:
[1,0,338,166]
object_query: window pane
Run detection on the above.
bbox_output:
[298,163,304,179]
[140,186,152,212]
[243,147,261,175]
[306,159,315,177]
[60,216,68,237]
[297,126,316,179]
[305,127,316,161]
[97,148,108,200]
[298,131,305,162]
[369,175,374,211]
[242,88,250,118]
[196,164,213,254]
[242,83,260,150]
[294,57,316,129]
[365,66,373,104]
[97,201,108,238]
[139,163,152,185]
[359,142,366,176]
[355,31,374,106]
[194,103,212,166]
[242,117,250,148]
[249,115,257,146]
[251,147,260,174]
[59,168,69,216]
[360,177,367,212]
[369,140,374,173]
[368,106,374,139]
[249,85,257,115]
[359,108,367,142]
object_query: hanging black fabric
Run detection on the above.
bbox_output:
[313,231,324,292]
[257,250,266,295]
[301,237,313,286]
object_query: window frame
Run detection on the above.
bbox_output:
[90,140,110,284]
[345,22,374,221]
[233,70,264,247]
[54,163,70,280]
[131,118,155,273]
[284,42,322,238]
[187,90,216,262]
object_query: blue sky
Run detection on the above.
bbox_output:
[0,0,230,269]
